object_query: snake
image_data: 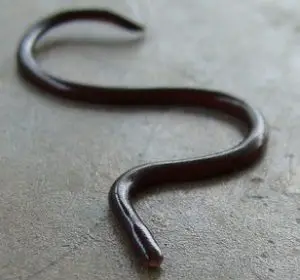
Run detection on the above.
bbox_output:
[16,9,269,268]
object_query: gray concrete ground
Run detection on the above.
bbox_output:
[1,0,300,279]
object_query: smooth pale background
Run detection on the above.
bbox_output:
[1,0,300,279]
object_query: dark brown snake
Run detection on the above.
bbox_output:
[16,9,269,268]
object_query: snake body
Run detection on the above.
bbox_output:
[16,9,269,268]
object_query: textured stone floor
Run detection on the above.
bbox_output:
[0,0,299,279]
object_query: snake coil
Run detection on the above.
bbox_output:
[16,9,268,268]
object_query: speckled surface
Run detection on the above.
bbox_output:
[0,0,300,279]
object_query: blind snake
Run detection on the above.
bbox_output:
[16,9,269,268]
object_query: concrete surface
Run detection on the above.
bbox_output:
[1,0,300,279]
